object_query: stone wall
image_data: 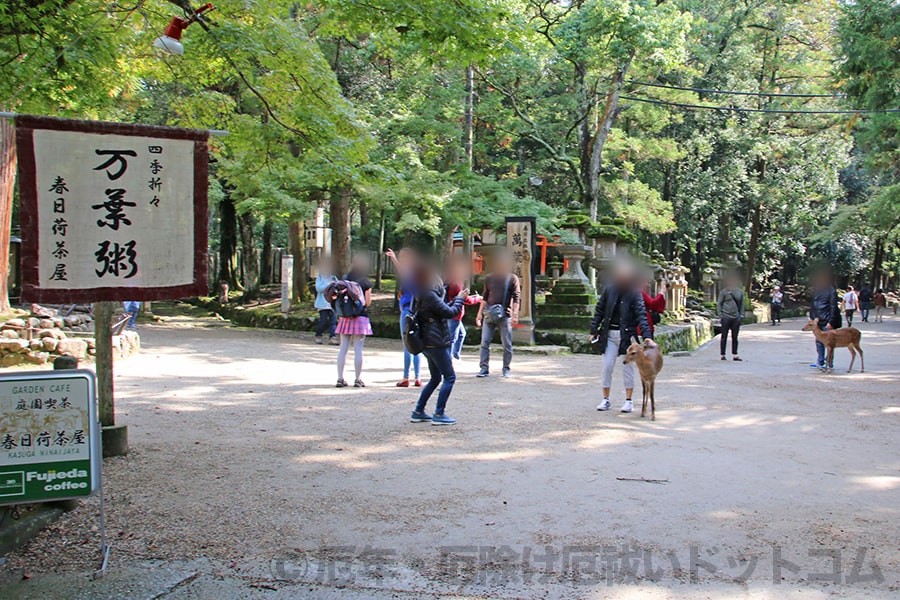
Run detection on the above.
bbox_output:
[189,298,713,355]
[535,317,713,355]
[0,317,140,367]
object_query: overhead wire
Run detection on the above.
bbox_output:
[619,95,900,115]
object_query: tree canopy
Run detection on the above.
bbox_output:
[1,0,898,304]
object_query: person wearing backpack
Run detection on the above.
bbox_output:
[335,255,373,388]
[386,247,422,388]
[409,260,469,426]
[717,275,745,362]
[475,250,520,378]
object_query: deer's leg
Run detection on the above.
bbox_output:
[826,347,835,372]
[640,379,648,418]
[847,346,856,373]
[650,379,656,421]
[856,343,864,372]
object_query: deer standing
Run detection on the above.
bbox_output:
[802,320,863,373]
[622,337,664,420]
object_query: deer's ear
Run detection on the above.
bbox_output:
[631,336,639,346]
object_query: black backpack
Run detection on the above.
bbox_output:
[402,299,425,354]
[829,290,842,329]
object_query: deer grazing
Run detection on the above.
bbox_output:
[622,337,664,420]
[802,319,863,373]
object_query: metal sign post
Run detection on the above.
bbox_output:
[0,370,108,576]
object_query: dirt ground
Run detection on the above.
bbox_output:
[1,313,898,599]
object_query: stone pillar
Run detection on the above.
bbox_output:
[280,255,293,314]
[507,217,536,345]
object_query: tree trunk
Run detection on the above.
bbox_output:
[217,193,241,289]
[586,55,634,219]
[0,109,16,312]
[238,212,259,300]
[259,220,273,285]
[359,199,369,237]
[375,210,385,289]
[464,63,474,171]
[288,220,308,303]
[745,158,766,292]
[576,62,592,212]
[745,201,762,292]
[330,187,352,275]
[871,236,885,289]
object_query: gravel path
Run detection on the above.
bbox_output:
[1,314,898,598]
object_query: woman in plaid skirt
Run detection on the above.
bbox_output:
[336,255,374,388]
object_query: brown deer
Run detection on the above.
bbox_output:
[623,337,664,420]
[802,319,863,373]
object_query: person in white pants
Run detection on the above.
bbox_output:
[600,329,634,403]
[590,261,652,413]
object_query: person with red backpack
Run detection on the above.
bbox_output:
[332,255,373,388]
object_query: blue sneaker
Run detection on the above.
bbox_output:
[431,414,457,426]
[809,362,823,369]
[410,411,432,423]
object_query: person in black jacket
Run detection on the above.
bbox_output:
[809,269,840,370]
[858,285,873,323]
[410,260,469,426]
[590,261,652,413]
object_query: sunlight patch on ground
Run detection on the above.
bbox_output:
[850,475,900,491]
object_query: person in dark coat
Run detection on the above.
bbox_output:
[809,270,840,370]
[858,285,873,323]
[590,261,652,414]
[410,260,468,426]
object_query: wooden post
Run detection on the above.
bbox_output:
[95,301,127,456]
[95,302,114,427]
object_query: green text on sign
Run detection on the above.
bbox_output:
[0,370,100,504]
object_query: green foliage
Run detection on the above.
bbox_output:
[1,0,897,291]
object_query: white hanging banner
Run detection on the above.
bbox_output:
[17,115,209,303]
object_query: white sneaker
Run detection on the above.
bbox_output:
[621,399,634,413]
[596,399,611,411]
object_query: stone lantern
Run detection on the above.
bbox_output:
[557,244,593,284]
[589,234,618,296]
[702,267,716,302]
[535,244,596,333]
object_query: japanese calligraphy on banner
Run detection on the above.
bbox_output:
[506,217,536,326]
[17,115,209,303]
[0,370,100,505]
